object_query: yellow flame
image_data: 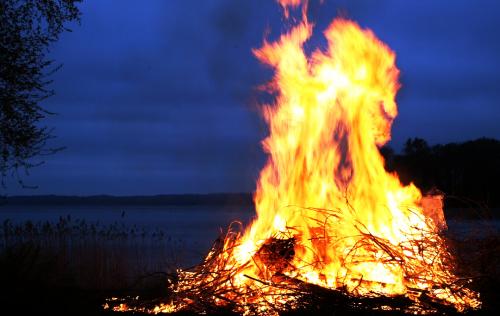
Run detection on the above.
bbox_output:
[241,16,413,291]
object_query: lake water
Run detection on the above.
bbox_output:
[0,203,256,267]
[1,203,498,268]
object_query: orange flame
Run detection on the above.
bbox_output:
[246,16,413,289]
[277,0,308,19]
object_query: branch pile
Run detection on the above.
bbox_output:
[106,209,481,315]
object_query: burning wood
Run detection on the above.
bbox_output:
[254,236,296,275]
[107,0,480,314]
[107,221,478,315]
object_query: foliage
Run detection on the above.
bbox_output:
[0,0,81,185]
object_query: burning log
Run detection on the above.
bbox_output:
[254,237,296,276]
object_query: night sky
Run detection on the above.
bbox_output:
[6,0,500,195]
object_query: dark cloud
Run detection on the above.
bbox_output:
[5,0,500,195]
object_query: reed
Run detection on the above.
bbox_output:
[0,215,182,291]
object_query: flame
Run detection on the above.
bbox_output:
[276,0,305,17]
[112,1,481,314]
[247,16,414,291]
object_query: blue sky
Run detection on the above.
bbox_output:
[5,0,500,195]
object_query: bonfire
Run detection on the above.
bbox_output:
[107,1,481,314]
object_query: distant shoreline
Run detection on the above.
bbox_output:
[1,193,498,220]
[1,193,254,206]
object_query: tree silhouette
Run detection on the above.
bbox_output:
[0,0,81,187]
[382,138,500,208]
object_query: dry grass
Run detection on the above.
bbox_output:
[0,216,182,290]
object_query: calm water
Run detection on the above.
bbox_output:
[0,204,498,267]
[0,203,255,266]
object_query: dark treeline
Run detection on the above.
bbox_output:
[382,137,500,208]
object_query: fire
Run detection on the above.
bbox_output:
[248,17,411,292]
[112,1,481,314]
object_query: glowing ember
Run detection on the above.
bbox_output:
[112,1,480,314]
